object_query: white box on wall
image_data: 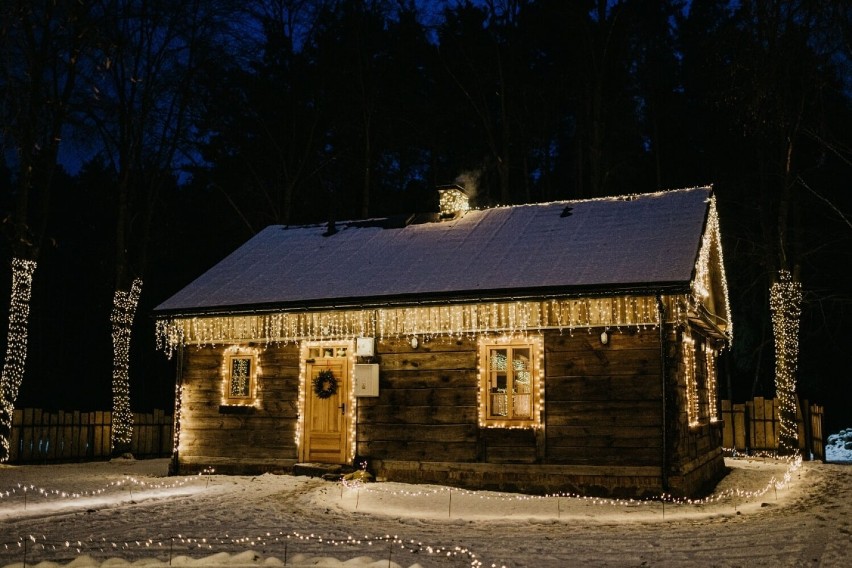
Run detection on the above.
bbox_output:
[353,363,379,397]
[355,337,375,357]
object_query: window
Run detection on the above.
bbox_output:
[226,354,256,402]
[480,338,541,427]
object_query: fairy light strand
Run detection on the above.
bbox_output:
[0,258,37,461]
[156,296,675,357]
[0,453,801,568]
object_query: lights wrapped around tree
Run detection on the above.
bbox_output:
[0,258,37,461]
[769,269,802,454]
[111,278,143,450]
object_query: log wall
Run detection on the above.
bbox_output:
[544,327,663,467]
[665,326,727,497]
[356,336,479,463]
[176,343,301,473]
[174,325,727,497]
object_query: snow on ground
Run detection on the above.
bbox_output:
[0,433,850,568]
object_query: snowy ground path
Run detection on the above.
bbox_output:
[0,457,850,567]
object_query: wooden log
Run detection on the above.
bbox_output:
[380,369,474,389]
[378,336,476,354]
[546,401,662,427]
[546,425,662,447]
[545,328,661,351]
[545,349,661,377]
[545,374,661,401]
[357,405,477,425]
[357,424,478,443]
[357,440,478,462]
[378,351,476,371]
[381,387,476,407]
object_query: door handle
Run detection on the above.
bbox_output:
[338,403,345,415]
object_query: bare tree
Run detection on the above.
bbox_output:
[0,1,94,460]
[83,0,234,454]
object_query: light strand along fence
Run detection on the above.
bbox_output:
[9,408,173,463]
[720,397,824,460]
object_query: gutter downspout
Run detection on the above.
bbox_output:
[657,295,668,493]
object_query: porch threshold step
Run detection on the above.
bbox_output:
[293,462,354,480]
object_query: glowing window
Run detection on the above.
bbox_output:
[480,340,540,427]
[226,355,256,401]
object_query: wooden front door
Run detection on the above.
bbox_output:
[301,347,350,464]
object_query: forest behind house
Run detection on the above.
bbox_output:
[1,0,851,439]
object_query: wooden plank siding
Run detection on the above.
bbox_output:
[10,409,172,463]
[544,328,663,467]
[356,336,480,463]
[174,343,301,473]
[171,323,728,497]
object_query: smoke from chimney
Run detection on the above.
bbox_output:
[454,170,480,206]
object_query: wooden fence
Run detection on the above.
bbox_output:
[720,398,825,460]
[9,408,173,463]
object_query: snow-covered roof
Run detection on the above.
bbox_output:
[154,187,713,315]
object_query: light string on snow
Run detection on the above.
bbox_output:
[0,473,204,504]
[0,453,802,507]
[340,453,802,508]
[0,531,487,568]
[0,453,801,568]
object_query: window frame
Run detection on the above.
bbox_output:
[225,353,257,404]
[479,337,542,428]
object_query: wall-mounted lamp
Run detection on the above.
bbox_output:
[600,330,609,345]
[410,336,419,349]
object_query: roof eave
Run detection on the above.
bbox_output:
[152,281,692,320]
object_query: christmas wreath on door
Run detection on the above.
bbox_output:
[313,369,338,399]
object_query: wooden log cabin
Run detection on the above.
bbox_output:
[154,185,733,498]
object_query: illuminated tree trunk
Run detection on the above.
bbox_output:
[769,269,802,455]
[111,278,143,454]
[0,259,37,461]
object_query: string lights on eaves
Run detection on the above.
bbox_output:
[692,196,733,342]
[0,258,37,461]
[157,295,673,355]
